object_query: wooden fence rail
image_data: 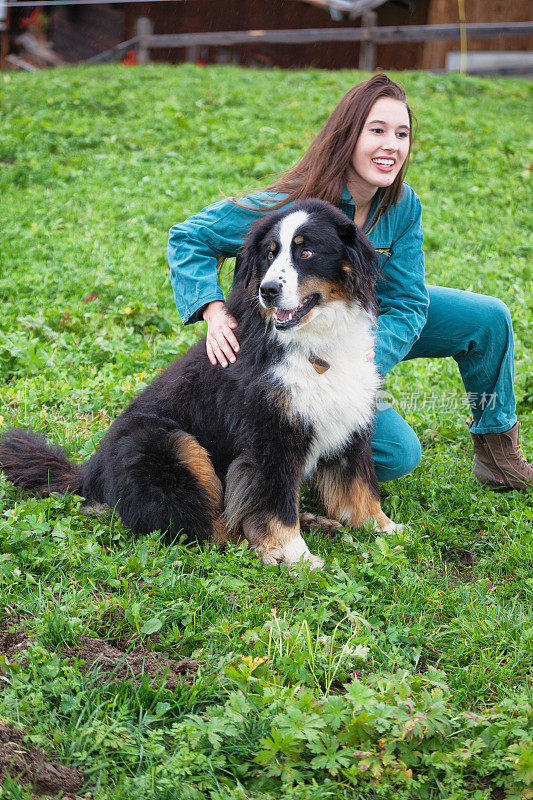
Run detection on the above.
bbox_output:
[140,22,533,49]
[83,36,139,65]
[88,21,533,70]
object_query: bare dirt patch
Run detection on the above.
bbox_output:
[0,621,201,691]
[0,619,32,685]
[0,619,31,658]
[62,635,201,690]
[0,723,83,797]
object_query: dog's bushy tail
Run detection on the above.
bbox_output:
[0,428,83,496]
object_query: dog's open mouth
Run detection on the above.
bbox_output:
[273,294,320,330]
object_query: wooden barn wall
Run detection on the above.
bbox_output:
[375,1,429,70]
[1,15,9,69]
[50,4,125,61]
[123,0,429,71]
[422,0,533,70]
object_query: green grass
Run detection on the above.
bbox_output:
[0,65,532,799]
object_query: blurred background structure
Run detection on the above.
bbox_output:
[1,0,532,73]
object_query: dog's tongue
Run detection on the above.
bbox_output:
[276,308,297,322]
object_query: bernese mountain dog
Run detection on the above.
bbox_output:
[0,199,400,570]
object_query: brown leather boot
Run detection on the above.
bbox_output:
[469,421,533,490]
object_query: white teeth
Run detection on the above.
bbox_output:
[373,158,394,166]
[276,310,295,323]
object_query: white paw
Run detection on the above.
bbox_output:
[258,548,285,566]
[380,520,404,535]
[282,535,323,569]
[257,535,324,571]
[294,551,325,571]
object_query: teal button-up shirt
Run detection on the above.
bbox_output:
[168,183,429,376]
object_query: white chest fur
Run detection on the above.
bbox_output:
[270,302,380,478]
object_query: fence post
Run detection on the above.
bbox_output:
[137,17,153,65]
[359,11,377,71]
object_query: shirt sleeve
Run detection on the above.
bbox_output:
[168,194,280,326]
[373,189,429,376]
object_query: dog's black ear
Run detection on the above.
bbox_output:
[340,220,379,312]
[234,244,259,291]
[234,212,278,290]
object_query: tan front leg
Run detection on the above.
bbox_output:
[224,456,324,569]
[313,472,401,534]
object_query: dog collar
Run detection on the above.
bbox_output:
[308,355,330,374]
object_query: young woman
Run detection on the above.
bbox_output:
[168,73,532,490]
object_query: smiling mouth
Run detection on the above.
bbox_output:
[273,294,320,330]
[372,158,395,169]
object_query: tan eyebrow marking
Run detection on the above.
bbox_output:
[293,235,304,244]
[269,240,276,250]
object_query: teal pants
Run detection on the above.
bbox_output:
[372,286,517,482]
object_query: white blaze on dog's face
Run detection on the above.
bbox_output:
[258,209,327,331]
[261,210,308,308]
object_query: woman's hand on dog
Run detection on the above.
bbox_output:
[203,301,240,367]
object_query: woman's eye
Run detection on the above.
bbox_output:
[301,250,313,259]
[370,127,383,134]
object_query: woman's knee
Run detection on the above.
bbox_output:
[473,296,514,367]
[473,295,513,337]
[372,410,421,482]
[428,286,512,337]
[378,433,421,482]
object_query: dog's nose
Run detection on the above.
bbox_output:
[260,281,282,303]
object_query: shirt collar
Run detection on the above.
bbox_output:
[341,185,354,204]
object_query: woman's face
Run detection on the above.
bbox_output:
[350,97,410,193]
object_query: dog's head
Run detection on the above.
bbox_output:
[236,199,378,332]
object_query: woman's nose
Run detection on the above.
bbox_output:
[382,132,398,150]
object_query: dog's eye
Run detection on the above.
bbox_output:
[267,251,275,262]
[301,250,313,259]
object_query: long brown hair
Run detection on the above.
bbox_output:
[264,73,414,217]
